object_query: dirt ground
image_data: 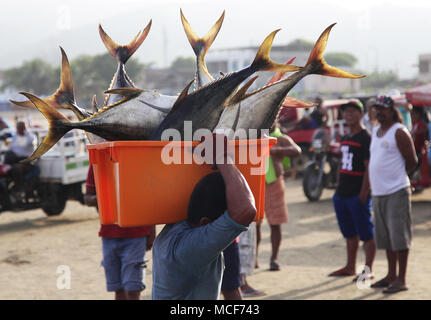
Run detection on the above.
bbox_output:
[0,176,430,300]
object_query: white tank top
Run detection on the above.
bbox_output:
[369,122,410,196]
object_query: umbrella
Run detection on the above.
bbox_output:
[405,83,431,107]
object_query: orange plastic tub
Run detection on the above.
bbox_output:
[87,138,276,227]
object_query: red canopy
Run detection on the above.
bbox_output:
[405,83,431,107]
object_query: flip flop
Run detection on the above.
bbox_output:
[383,284,408,294]
[328,268,355,277]
[242,288,266,298]
[269,261,280,271]
[370,279,391,288]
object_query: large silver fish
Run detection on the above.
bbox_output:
[215,23,365,136]
[150,29,302,141]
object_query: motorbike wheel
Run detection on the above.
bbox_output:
[303,166,324,202]
[41,183,67,216]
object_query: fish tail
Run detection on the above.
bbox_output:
[306,23,365,78]
[180,9,224,62]
[19,92,72,161]
[10,47,86,120]
[251,30,302,73]
[98,20,151,64]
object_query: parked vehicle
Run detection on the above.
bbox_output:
[0,128,89,215]
[302,128,340,201]
[285,99,349,173]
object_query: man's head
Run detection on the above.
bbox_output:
[373,96,403,125]
[187,172,227,227]
[340,99,364,127]
[16,121,26,135]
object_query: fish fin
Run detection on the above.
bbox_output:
[180,9,224,57]
[231,102,242,132]
[19,92,72,161]
[251,30,302,73]
[104,87,145,99]
[281,96,314,108]
[98,20,151,64]
[266,58,296,85]
[306,23,365,78]
[10,47,85,120]
[180,9,224,82]
[171,80,194,112]
[228,76,259,105]
[9,99,35,109]
[92,95,99,113]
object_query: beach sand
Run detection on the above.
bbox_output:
[0,177,430,300]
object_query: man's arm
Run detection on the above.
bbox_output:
[359,160,370,204]
[217,157,257,227]
[270,135,301,158]
[395,128,418,174]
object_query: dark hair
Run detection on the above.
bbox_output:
[187,172,227,224]
[392,106,404,124]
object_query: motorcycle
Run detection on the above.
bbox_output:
[302,128,339,201]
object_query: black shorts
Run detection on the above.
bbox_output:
[221,241,241,291]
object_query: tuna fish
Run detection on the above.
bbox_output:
[150,29,302,141]
[214,23,364,136]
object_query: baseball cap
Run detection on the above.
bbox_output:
[340,98,364,113]
[374,95,394,108]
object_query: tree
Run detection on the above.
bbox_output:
[324,52,358,67]
[360,70,399,89]
[0,53,146,106]
[171,56,195,72]
[1,59,58,95]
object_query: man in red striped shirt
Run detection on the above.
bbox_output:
[328,99,376,282]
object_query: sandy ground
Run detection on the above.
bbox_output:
[0,177,430,300]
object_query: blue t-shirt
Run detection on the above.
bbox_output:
[152,211,248,300]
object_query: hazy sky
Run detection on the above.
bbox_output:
[1,0,431,79]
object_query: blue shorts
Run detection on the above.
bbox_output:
[221,241,241,291]
[101,237,147,292]
[333,194,374,242]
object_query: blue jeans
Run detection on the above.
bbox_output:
[101,237,147,292]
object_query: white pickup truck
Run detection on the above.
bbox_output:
[0,128,90,215]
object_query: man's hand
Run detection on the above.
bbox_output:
[358,189,368,205]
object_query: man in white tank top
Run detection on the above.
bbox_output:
[368,96,418,294]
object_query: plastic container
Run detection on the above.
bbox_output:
[87,138,276,227]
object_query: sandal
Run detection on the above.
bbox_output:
[370,278,391,288]
[328,268,355,277]
[269,260,280,271]
[383,284,408,294]
[242,288,266,298]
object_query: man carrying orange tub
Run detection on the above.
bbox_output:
[151,133,257,300]
[85,165,156,300]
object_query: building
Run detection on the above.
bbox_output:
[418,53,431,82]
